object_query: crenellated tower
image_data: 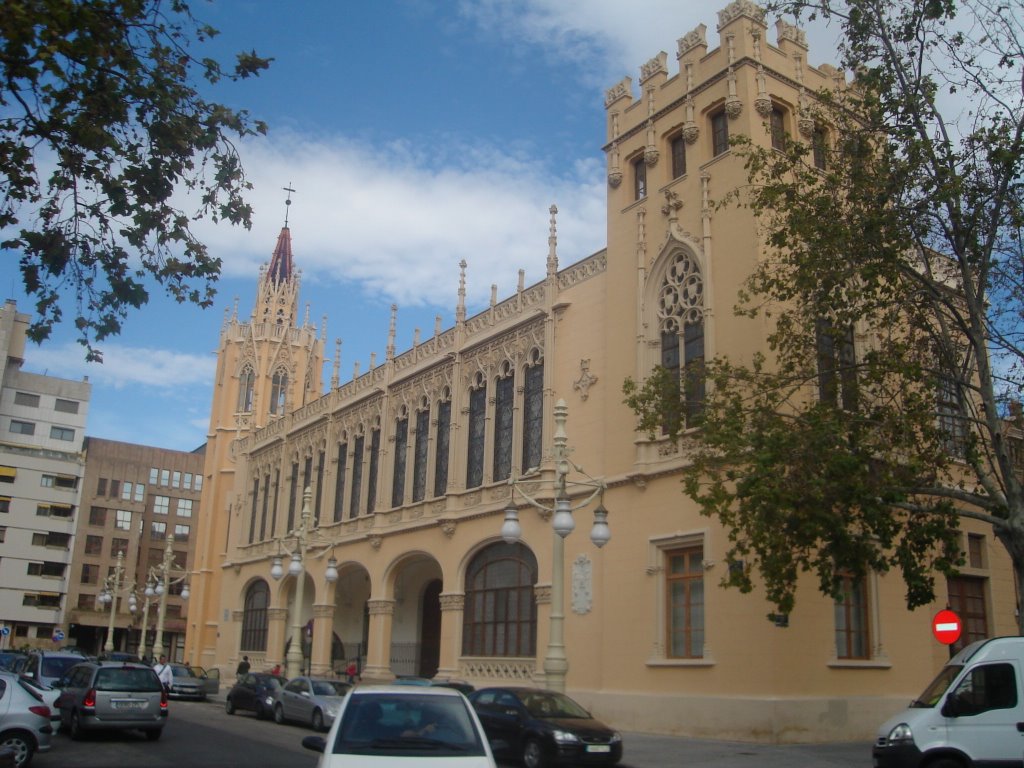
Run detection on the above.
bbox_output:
[187,212,325,669]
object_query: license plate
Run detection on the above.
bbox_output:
[113,700,145,710]
[586,745,611,753]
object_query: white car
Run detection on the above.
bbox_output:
[301,684,496,767]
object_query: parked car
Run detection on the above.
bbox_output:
[225,673,287,719]
[0,671,53,767]
[53,661,167,740]
[166,664,207,700]
[190,665,220,697]
[469,687,622,768]
[0,653,26,674]
[273,676,351,731]
[20,651,85,689]
[301,684,496,767]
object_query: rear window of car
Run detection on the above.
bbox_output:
[95,668,162,692]
[312,680,349,696]
[41,657,81,678]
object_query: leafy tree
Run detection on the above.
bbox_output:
[624,0,1024,627]
[1,0,270,360]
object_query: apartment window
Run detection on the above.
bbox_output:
[96,478,107,496]
[10,420,35,435]
[153,496,169,515]
[50,426,74,441]
[0,527,4,542]
[77,594,95,610]
[14,392,39,407]
[667,546,704,658]
[968,534,986,569]
[121,482,133,501]
[160,469,169,486]
[0,467,14,484]
[633,155,647,200]
[151,521,167,540]
[240,580,269,652]
[80,563,99,584]
[948,576,988,654]
[23,593,61,608]
[109,479,120,497]
[816,318,857,410]
[88,507,106,526]
[183,473,193,490]
[0,497,8,514]
[54,398,79,414]
[812,127,828,170]
[938,373,967,458]
[462,542,538,657]
[770,106,787,151]
[114,509,132,530]
[177,498,193,518]
[111,537,128,557]
[466,379,487,489]
[133,483,144,502]
[172,471,181,489]
[711,110,729,156]
[149,467,159,484]
[84,535,103,555]
[32,532,70,549]
[194,475,202,492]
[671,134,686,179]
[174,524,190,542]
[28,561,66,577]
[834,574,869,659]
[36,503,73,519]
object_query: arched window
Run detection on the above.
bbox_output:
[463,542,537,657]
[237,365,255,413]
[269,369,288,416]
[493,363,515,482]
[240,580,270,651]
[521,352,544,472]
[658,250,705,430]
[466,374,487,489]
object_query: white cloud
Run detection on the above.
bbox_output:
[23,343,215,390]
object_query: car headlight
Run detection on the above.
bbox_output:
[610,731,622,743]
[886,723,914,746]
[326,705,339,717]
[264,696,274,706]
[552,730,580,744]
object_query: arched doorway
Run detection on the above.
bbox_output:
[418,579,442,677]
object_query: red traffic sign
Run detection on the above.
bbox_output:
[932,609,962,645]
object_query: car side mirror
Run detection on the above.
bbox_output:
[301,736,326,753]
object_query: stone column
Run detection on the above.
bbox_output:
[436,593,465,679]
[361,599,396,681]
[311,603,336,675]
[266,607,288,668]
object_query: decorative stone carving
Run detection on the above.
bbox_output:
[608,169,623,189]
[604,76,631,108]
[725,95,743,119]
[755,96,773,117]
[534,584,551,605]
[571,554,593,615]
[644,146,660,167]
[439,593,465,611]
[718,0,766,29]
[677,23,707,57]
[682,123,700,144]
[366,599,394,616]
[573,359,599,401]
[639,52,668,84]
[367,534,382,550]
[798,115,816,137]
[439,519,457,538]
[776,19,808,49]
[661,189,683,216]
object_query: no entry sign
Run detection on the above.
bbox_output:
[933,609,962,645]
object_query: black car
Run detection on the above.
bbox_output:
[224,672,287,719]
[469,687,622,768]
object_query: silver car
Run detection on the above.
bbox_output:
[167,664,206,700]
[54,661,167,740]
[273,676,350,731]
[0,671,53,767]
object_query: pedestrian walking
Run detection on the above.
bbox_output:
[236,655,250,679]
[154,655,173,693]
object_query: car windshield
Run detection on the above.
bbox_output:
[172,666,197,678]
[520,691,591,719]
[312,680,348,696]
[911,664,963,707]
[96,668,162,692]
[334,692,486,758]
[41,657,80,678]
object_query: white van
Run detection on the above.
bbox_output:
[873,636,1024,768]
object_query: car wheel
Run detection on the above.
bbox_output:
[0,731,34,768]
[312,709,324,732]
[69,711,86,741]
[522,737,547,768]
[225,697,235,715]
[274,704,285,724]
[145,728,162,741]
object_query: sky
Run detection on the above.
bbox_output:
[0,0,842,452]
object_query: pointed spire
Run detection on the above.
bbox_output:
[456,260,467,324]
[331,339,341,389]
[386,304,397,361]
[547,204,559,277]
[267,227,293,283]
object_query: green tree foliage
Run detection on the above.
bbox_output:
[624,0,1024,625]
[1,0,271,360]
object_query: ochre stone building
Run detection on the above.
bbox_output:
[185,2,1016,742]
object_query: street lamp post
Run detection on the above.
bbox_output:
[271,487,339,679]
[151,533,190,661]
[97,551,136,654]
[132,583,156,661]
[501,398,610,693]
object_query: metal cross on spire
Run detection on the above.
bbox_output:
[283,183,296,227]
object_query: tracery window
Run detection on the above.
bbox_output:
[493,366,515,483]
[270,369,288,416]
[238,365,255,413]
[350,435,364,518]
[463,542,538,657]
[434,397,451,497]
[412,406,429,503]
[248,478,259,544]
[467,376,487,489]
[367,428,380,513]
[392,412,408,508]
[658,250,706,430]
[259,474,270,540]
[670,134,686,179]
[522,356,544,472]
[334,442,347,523]
[240,580,270,652]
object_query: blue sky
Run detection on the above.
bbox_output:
[0,0,840,451]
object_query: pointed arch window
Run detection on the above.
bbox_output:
[493,365,515,483]
[463,542,538,657]
[412,405,430,503]
[238,365,255,413]
[522,354,544,472]
[350,434,364,518]
[270,369,288,416]
[240,580,270,652]
[467,375,487,489]
[392,412,409,508]
[433,396,451,498]
[658,250,706,430]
